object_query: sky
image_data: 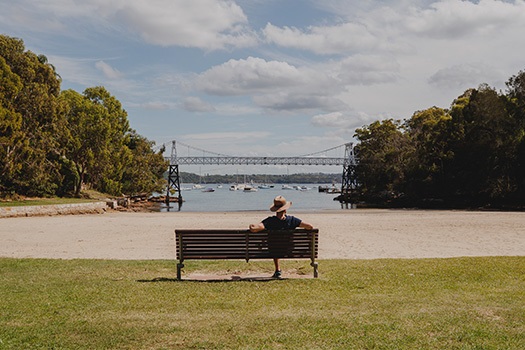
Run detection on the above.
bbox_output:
[2,0,525,175]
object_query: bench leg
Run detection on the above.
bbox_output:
[177,263,185,280]
[311,262,319,278]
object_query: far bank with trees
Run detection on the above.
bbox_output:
[352,73,525,209]
[1,34,167,199]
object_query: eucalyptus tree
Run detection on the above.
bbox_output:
[449,84,517,204]
[61,89,107,196]
[61,87,133,196]
[81,86,133,195]
[0,55,23,194]
[121,131,168,196]
[0,34,65,196]
[354,119,411,203]
[403,107,454,201]
[505,70,525,200]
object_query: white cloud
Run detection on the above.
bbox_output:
[194,57,354,113]
[117,0,258,50]
[428,63,503,89]
[253,94,347,113]
[311,111,370,130]
[336,55,401,85]
[405,0,525,39]
[1,0,258,51]
[191,53,401,113]
[176,131,273,159]
[95,60,123,79]
[262,0,525,58]
[262,22,379,55]
[195,57,305,95]
[182,97,216,112]
[47,55,99,86]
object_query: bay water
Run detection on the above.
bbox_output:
[160,184,348,212]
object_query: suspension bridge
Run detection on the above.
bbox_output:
[163,140,358,208]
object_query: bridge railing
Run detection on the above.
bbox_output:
[165,156,346,166]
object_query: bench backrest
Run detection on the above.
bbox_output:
[175,228,319,261]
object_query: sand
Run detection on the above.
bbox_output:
[1,209,524,260]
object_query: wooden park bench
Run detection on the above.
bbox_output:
[174,228,319,280]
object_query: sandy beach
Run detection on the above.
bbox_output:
[1,209,524,260]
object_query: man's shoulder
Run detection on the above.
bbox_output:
[286,215,301,222]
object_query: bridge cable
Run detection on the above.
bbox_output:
[296,143,346,158]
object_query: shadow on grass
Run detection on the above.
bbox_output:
[137,276,286,283]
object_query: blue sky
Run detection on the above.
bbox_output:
[2,0,525,175]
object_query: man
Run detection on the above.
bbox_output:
[249,195,314,278]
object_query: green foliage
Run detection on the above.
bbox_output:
[0,55,24,193]
[354,119,411,201]
[0,35,65,197]
[0,34,167,198]
[354,75,525,209]
[121,131,168,195]
[404,107,454,200]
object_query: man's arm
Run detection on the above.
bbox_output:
[249,223,265,232]
[299,220,314,230]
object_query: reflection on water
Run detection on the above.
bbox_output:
[158,184,348,212]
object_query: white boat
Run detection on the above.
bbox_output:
[229,184,238,191]
[282,185,293,190]
[193,184,203,189]
[202,187,215,192]
[243,185,258,192]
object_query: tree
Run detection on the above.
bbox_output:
[354,119,411,203]
[121,131,168,196]
[1,34,169,198]
[403,107,454,201]
[61,90,106,196]
[61,87,135,196]
[81,87,132,195]
[0,55,24,195]
[0,34,65,196]
[449,85,518,204]
[505,70,525,200]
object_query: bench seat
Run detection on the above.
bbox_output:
[175,228,319,279]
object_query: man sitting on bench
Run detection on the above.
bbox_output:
[249,195,314,279]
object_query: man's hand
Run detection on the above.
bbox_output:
[249,223,265,232]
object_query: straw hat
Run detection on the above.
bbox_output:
[270,195,292,212]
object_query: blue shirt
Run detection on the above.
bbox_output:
[262,215,302,230]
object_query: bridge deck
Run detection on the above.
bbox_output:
[165,156,346,166]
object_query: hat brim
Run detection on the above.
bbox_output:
[270,201,292,212]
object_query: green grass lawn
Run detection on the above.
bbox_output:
[1,257,524,349]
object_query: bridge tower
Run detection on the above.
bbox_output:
[165,141,182,209]
[341,142,358,195]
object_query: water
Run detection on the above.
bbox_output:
[160,184,347,212]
